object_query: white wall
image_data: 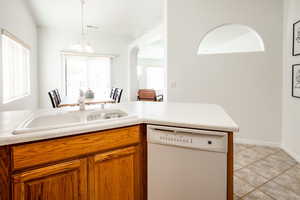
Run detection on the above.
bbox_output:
[0,0,38,111]
[38,27,132,108]
[167,0,283,145]
[282,0,300,161]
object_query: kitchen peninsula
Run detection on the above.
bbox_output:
[0,102,238,200]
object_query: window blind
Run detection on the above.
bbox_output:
[1,29,30,103]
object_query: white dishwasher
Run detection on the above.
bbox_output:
[147,125,228,200]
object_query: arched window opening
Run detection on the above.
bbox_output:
[198,24,265,55]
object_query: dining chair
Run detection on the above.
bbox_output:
[114,88,123,103]
[48,90,60,108]
[54,89,61,104]
[137,89,163,102]
[110,88,117,99]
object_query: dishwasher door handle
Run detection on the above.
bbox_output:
[148,125,227,137]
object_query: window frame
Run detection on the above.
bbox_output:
[61,52,113,98]
[1,29,31,104]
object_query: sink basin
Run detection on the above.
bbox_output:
[25,113,82,129]
[87,110,128,121]
[13,109,134,135]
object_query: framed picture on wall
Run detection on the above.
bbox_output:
[292,64,300,98]
[293,20,300,56]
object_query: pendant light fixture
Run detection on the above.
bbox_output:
[69,0,94,53]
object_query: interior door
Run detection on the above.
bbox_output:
[88,146,141,200]
[12,159,87,200]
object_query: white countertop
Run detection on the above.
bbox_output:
[0,102,239,146]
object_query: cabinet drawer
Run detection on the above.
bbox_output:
[12,126,141,170]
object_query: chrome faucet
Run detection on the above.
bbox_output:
[78,89,86,111]
[101,103,105,109]
[78,97,86,111]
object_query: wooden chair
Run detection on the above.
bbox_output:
[137,89,163,102]
[114,88,123,103]
[48,90,60,108]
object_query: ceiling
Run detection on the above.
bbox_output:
[26,0,163,39]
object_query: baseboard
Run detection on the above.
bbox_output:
[281,144,300,163]
[234,138,281,148]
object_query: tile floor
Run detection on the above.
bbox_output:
[234,144,300,200]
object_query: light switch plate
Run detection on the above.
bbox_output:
[170,81,177,88]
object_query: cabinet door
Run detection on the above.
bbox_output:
[88,146,141,200]
[12,159,87,200]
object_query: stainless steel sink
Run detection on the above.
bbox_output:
[87,110,128,121]
[13,109,133,135]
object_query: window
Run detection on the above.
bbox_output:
[1,30,30,104]
[198,24,265,55]
[64,55,111,98]
[137,62,165,95]
[146,67,164,92]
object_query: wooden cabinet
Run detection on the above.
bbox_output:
[0,125,146,200]
[88,146,141,200]
[11,126,141,171]
[12,159,88,200]
[0,125,233,200]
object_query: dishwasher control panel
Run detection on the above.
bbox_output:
[147,125,228,153]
